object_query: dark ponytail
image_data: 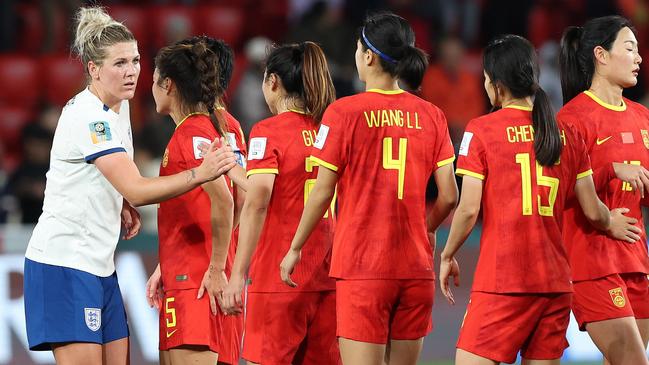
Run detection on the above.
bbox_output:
[559,16,635,104]
[483,34,561,166]
[359,13,428,90]
[265,41,335,123]
[155,40,227,137]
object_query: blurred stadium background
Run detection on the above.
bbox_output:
[0,0,648,364]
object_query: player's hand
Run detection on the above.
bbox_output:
[121,200,141,240]
[146,263,163,310]
[197,265,227,316]
[197,137,237,182]
[222,273,246,315]
[612,162,649,198]
[607,208,642,243]
[280,248,301,288]
[439,255,460,305]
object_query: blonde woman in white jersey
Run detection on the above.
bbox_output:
[23,7,236,365]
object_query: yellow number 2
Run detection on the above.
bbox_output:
[383,137,408,200]
[304,157,336,218]
[515,153,559,217]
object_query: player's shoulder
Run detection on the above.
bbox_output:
[624,98,649,117]
[60,89,114,129]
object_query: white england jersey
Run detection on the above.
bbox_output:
[25,88,134,276]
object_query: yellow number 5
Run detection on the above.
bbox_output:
[165,297,176,328]
[515,153,559,216]
[383,137,408,200]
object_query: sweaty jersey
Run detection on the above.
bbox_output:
[246,110,335,293]
[311,89,455,280]
[158,113,219,290]
[559,91,649,281]
[457,106,592,293]
[26,88,133,277]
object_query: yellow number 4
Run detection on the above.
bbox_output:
[383,137,408,200]
[515,153,559,217]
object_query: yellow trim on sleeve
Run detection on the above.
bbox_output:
[576,169,594,180]
[309,156,339,172]
[584,91,626,112]
[503,105,533,111]
[437,156,455,167]
[367,88,405,95]
[247,168,279,177]
[456,168,485,180]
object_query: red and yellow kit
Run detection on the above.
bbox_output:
[455,106,592,361]
[457,106,592,293]
[245,110,335,293]
[311,89,455,280]
[242,110,338,364]
[157,113,220,351]
[559,91,649,281]
[558,91,649,328]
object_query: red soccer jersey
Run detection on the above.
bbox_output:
[311,89,455,280]
[457,106,592,293]
[246,110,335,292]
[558,91,649,281]
[158,113,218,290]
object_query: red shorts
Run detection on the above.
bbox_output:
[457,291,571,364]
[242,291,339,365]
[573,273,649,330]
[217,304,244,364]
[158,289,219,353]
[335,279,434,344]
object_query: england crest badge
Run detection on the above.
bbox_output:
[84,308,101,332]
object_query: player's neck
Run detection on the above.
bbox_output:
[274,97,305,115]
[88,83,121,113]
[364,74,400,92]
[500,96,532,109]
[588,77,624,107]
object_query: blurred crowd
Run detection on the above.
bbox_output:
[0,0,648,231]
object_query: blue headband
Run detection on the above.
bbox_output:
[362,27,397,64]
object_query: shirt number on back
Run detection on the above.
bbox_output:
[383,137,408,200]
[515,153,559,216]
[305,157,336,218]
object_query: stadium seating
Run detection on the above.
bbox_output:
[195,5,245,48]
[41,54,86,106]
[0,55,41,108]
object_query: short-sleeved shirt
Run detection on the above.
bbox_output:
[457,106,592,293]
[158,113,219,290]
[559,91,649,281]
[26,88,133,277]
[246,110,335,293]
[311,89,455,280]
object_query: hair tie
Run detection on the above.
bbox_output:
[362,27,397,64]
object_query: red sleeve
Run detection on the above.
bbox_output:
[456,119,487,180]
[570,126,594,180]
[431,105,456,170]
[246,123,280,176]
[310,104,346,173]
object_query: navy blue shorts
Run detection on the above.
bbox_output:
[24,258,129,351]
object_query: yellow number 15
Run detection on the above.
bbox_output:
[515,153,559,216]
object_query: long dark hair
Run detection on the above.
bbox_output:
[559,16,635,104]
[358,13,428,90]
[484,34,561,166]
[264,41,335,123]
[155,41,226,138]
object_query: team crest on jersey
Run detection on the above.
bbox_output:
[89,121,112,144]
[641,130,649,149]
[162,148,169,167]
[609,287,626,308]
[84,308,101,331]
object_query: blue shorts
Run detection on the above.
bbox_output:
[24,258,129,350]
